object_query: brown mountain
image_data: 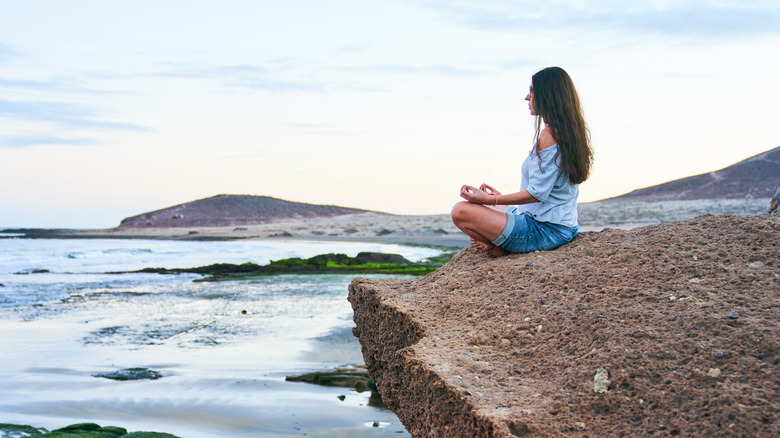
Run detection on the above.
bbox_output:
[118,194,375,228]
[610,146,779,201]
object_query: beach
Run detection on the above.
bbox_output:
[1,197,772,437]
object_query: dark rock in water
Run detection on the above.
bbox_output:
[305,253,350,264]
[121,433,181,438]
[0,283,4,287]
[286,366,372,389]
[13,269,50,275]
[286,366,386,408]
[93,367,163,381]
[353,252,411,265]
[337,395,346,401]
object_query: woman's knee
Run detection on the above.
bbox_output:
[450,201,473,224]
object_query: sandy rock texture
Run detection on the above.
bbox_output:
[348,214,779,437]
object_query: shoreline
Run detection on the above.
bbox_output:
[1,212,472,248]
[3,198,768,247]
[0,228,472,249]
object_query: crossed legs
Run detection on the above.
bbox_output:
[451,201,509,257]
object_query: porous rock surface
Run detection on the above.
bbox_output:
[348,214,779,437]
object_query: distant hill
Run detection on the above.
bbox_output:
[118,195,376,228]
[609,146,779,201]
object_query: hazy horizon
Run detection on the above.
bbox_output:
[2,1,779,228]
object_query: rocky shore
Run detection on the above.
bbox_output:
[0,422,179,437]
[349,214,779,437]
[119,251,454,280]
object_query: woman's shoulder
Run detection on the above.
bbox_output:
[537,126,556,151]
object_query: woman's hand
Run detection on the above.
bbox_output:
[460,184,496,205]
[479,183,502,197]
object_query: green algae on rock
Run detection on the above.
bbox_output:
[0,423,47,436]
[41,423,127,438]
[127,251,454,281]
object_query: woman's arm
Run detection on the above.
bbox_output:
[495,189,539,205]
[460,185,540,206]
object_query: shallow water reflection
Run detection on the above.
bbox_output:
[0,239,422,437]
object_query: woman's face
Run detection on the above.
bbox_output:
[525,85,536,116]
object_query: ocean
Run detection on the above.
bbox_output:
[0,237,441,437]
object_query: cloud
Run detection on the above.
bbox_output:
[279,122,342,135]
[423,0,780,39]
[0,99,148,131]
[281,122,329,129]
[218,152,270,160]
[0,135,96,148]
[153,62,333,92]
[156,63,270,79]
[501,58,537,69]
[0,42,19,63]
[225,77,326,92]
[337,63,488,77]
[0,77,100,94]
[153,61,381,93]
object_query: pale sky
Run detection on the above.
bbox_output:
[1,0,779,228]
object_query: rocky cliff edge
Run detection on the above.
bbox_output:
[348,214,779,437]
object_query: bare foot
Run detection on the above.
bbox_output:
[470,238,490,251]
[486,245,508,258]
[470,237,508,258]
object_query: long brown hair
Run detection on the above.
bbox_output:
[531,67,593,184]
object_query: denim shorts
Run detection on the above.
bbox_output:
[492,212,578,254]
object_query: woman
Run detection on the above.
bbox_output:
[451,66,593,257]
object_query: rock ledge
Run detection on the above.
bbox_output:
[349,214,779,437]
